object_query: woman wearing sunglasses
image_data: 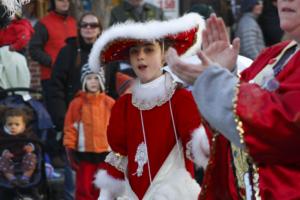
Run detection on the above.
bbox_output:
[48,12,102,132]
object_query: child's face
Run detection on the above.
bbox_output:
[5,116,26,135]
[129,41,164,83]
[85,74,100,93]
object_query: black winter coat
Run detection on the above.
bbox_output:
[47,36,92,131]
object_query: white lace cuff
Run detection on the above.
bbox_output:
[105,151,128,173]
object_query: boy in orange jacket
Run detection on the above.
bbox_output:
[63,64,115,200]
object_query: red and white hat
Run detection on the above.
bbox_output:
[88,13,205,73]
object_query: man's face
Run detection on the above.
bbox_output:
[55,0,70,13]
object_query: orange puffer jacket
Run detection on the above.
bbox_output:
[63,91,115,153]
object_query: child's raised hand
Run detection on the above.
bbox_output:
[23,144,34,153]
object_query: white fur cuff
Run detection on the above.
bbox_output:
[191,126,210,169]
[94,170,126,200]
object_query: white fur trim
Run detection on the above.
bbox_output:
[89,13,205,72]
[94,170,126,200]
[191,126,210,169]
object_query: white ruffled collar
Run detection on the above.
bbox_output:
[132,72,177,110]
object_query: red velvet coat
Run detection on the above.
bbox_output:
[101,88,201,199]
[200,41,300,200]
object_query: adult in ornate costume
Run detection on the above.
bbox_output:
[169,0,300,199]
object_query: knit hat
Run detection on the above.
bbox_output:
[81,63,105,92]
[242,0,262,13]
[88,13,205,73]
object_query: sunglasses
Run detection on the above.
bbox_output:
[80,22,99,29]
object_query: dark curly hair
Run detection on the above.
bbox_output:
[0,106,34,128]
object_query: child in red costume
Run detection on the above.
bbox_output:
[90,13,209,200]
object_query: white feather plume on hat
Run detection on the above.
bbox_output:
[88,13,205,73]
[1,0,30,16]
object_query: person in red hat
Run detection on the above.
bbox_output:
[169,0,300,198]
[90,13,208,200]
[0,1,33,53]
[0,0,30,28]
[0,11,34,53]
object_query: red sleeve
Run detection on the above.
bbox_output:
[11,19,34,51]
[63,98,81,149]
[173,89,202,145]
[107,96,128,156]
[0,29,4,46]
[99,95,129,180]
[236,80,300,164]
